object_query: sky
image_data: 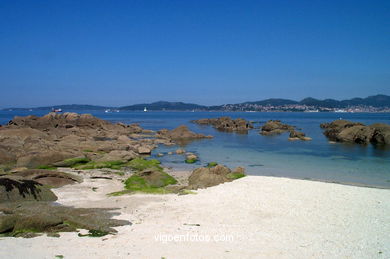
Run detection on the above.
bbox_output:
[0,0,389,107]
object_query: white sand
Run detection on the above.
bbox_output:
[1,173,389,259]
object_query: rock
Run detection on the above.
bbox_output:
[0,178,57,202]
[175,149,186,154]
[157,153,164,157]
[0,202,131,237]
[95,150,137,162]
[288,130,312,141]
[260,120,294,135]
[185,154,198,163]
[137,146,152,154]
[370,123,390,145]
[337,126,374,144]
[124,169,177,190]
[321,120,364,141]
[9,167,28,173]
[321,120,390,145]
[168,152,173,155]
[188,165,246,189]
[192,117,253,133]
[232,166,245,175]
[16,152,77,168]
[8,169,82,188]
[157,125,213,142]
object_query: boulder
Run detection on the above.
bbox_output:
[192,117,253,133]
[370,123,390,145]
[95,150,137,162]
[321,120,390,145]
[0,178,58,202]
[137,146,152,154]
[8,169,82,188]
[16,152,76,168]
[175,148,186,154]
[124,169,178,191]
[260,120,294,135]
[157,125,213,141]
[321,120,364,141]
[185,154,198,163]
[0,202,131,237]
[288,130,312,141]
[188,165,246,189]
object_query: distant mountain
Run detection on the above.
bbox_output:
[2,94,390,112]
[119,101,207,111]
[299,98,341,108]
[298,94,390,108]
[244,98,299,106]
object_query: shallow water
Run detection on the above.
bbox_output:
[1,110,390,188]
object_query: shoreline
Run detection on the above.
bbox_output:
[163,163,390,190]
[1,170,389,258]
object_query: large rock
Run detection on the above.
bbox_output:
[192,117,253,133]
[157,125,212,141]
[320,120,364,141]
[0,202,130,237]
[8,169,82,188]
[0,178,57,203]
[288,130,312,141]
[260,120,294,135]
[321,120,390,145]
[16,152,76,168]
[188,165,246,189]
[95,150,138,162]
[137,146,152,154]
[370,123,390,145]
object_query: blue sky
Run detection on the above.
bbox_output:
[0,0,389,107]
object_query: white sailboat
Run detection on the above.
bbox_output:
[143,107,148,112]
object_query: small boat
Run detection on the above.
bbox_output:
[52,108,62,113]
[144,107,148,112]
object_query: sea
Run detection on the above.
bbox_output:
[1,110,390,189]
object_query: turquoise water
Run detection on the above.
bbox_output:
[1,111,390,188]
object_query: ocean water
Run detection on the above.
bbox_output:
[1,110,390,188]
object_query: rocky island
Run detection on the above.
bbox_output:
[321,119,390,145]
[192,117,253,133]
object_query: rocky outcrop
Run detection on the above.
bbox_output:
[288,130,312,141]
[157,125,213,143]
[0,113,170,171]
[188,165,246,189]
[260,120,295,135]
[321,120,390,145]
[192,117,253,133]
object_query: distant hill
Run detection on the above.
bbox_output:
[2,94,390,111]
[119,101,207,111]
[298,95,390,108]
[244,98,299,106]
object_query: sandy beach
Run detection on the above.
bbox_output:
[1,170,389,259]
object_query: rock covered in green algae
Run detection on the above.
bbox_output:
[0,202,131,238]
[188,165,246,189]
[124,169,178,194]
